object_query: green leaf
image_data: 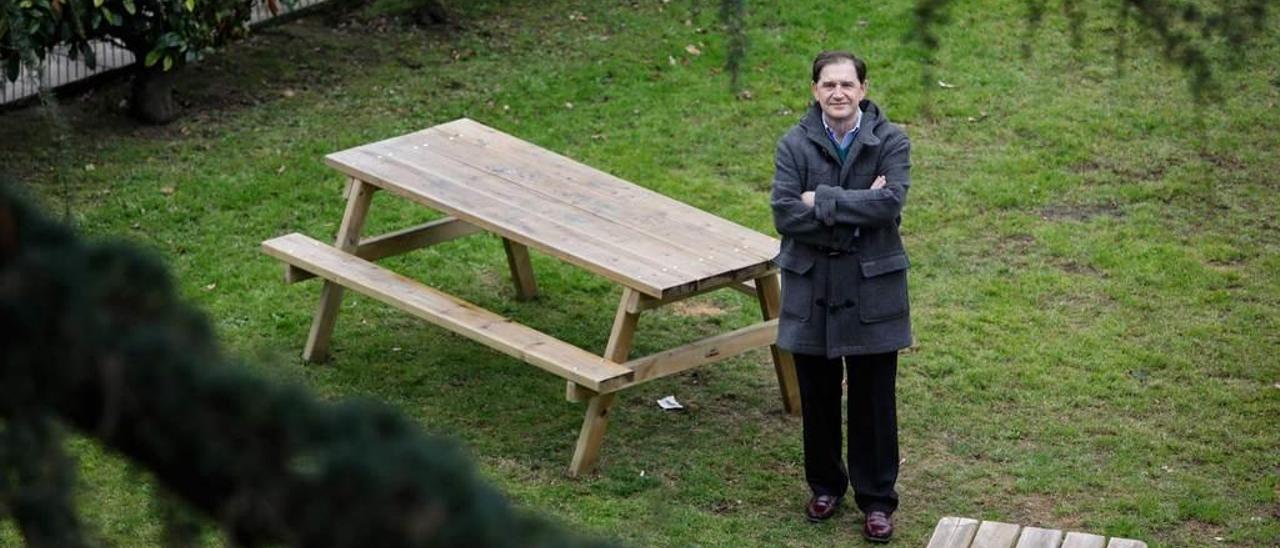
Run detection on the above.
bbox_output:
[144,49,162,67]
[122,0,136,15]
[185,0,194,12]
[93,0,103,6]
[163,55,172,71]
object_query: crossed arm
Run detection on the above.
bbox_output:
[770,136,911,248]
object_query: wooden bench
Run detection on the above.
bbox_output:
[264,118,795,476]
[927,517,1148,548]
[263,233,635,393]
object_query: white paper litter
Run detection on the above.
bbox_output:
[656,395,683,410]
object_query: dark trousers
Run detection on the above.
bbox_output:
[794,351,899,514]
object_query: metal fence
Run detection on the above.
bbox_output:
[1,0,326,106]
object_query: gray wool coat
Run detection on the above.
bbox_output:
[770,100,913,358]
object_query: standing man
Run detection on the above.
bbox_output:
[770,50,912,543]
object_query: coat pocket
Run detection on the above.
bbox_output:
[858,252,909,323]
[774,252,815,322]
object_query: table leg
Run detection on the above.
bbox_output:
[566,288,640,476]
[501,237,538,300]
[303,178,376,363]
[755,273,801,415]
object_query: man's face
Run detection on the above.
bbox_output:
[811,60,866,122]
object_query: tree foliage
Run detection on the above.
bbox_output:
[0,0,258,122]
[0,181,611,547]
[718,0,1272,98]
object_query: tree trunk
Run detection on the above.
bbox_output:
[130,63,179,125]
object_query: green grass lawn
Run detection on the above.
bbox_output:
[2,0,1277,545]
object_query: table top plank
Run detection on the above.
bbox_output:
[376,137,743,276]
[419,120,777,261]
[327,147,681,297]
[325,119,779,298]
[401,131,756,275]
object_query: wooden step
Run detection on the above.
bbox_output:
[263,233,634,392]
[928,517,1147,548]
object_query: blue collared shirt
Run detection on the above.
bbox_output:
[822,109,862,162]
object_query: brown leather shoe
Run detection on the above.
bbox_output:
[862,511,894,543]
[805,494,842,522]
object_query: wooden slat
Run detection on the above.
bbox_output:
[359,216,483,260]
[567,288,639,476]
[972,521,1023,548]
[729,280,756,296]
[502,238,538,300]
[617,319,778,388]
[422,119,777,261]
[755,273,800,414]
[286,216,484,283]
[1104,539,1147,548]
[927,517,981,548]
[303,179,375,363]
[1015,527,1064,548]
[628,272,774,313]
[605,289,642,363]
[326,148,682,297]
[568,392,615,477]
[385,136,751,277]
[332,145,688,288]
[661,260,778,300]
[1061,532,1106,548]
[383,141,738,276]
[324,119,782,298]
[263,233,633,391]
[393,138,778,300]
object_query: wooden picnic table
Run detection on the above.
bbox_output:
[263,118,798,476]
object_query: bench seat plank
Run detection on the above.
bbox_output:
[1105,539,1147,548]
[973,521,1023,548]
[927,516,981,548]
[1015,527,1064,548]
[263,233,633,392]
[1061,532,1106,548]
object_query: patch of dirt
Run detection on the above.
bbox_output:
[1070,156,1180,184]
[1196,148,1246,172]
[1039,202,1123,222]
[1052,259,1104,276]
[710,498,743,515]
[1037,291,1117,326]
[999,233,1036,251]
[1017,493,1084,531]
[669,297,728,318]
[2,11,443,147]
[1176,519,1226,544]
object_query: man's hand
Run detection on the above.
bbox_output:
[802,176,884,208]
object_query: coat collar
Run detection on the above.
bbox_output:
[803,101,883,146]
[802,100,884,178]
